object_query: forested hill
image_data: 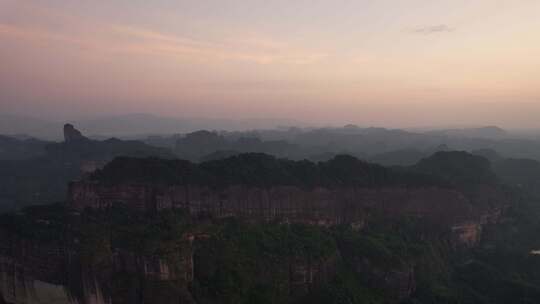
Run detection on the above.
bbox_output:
[89,152,495,189]
[414,151,498,187]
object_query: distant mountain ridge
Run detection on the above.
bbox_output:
[6,114,540,162]
[424,126,508,138]
[0,114,304,140]
[0,135,49,160]
[0,124,176,211]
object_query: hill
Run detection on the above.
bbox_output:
[0,124,176,212]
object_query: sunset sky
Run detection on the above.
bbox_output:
[1,0,539,128]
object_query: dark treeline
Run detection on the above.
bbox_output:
[91,153,454,189]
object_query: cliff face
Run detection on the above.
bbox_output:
[0,231,68,285]
[0,234,196,304]
[0,186,512,304]
[451,222,482,247]
[0,256,78,304]
[0,228,338,304]
[68,181,508,249]
[69,182,478,226]
[3,153,516,303]
[64,124,88,143]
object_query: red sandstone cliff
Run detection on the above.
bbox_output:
[68,181,510,249]
[69,182,490,224]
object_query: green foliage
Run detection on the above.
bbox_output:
[409,190,540,304]
[82,206,192,257]
[192,219,337,304]
[301,263,385,304]
[92,153,447,189]
[415,151,497,187]
[0,202,67,240]
[493,158,540,198]
[4,192,540,304]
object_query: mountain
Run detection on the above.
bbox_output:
[175,130,301,161]
[89,153,444,188]
[0,124,176,212]
[0,114,60,140]
[7,115,540,163]
[76,114,303,137]
[0,114,303,140]
[414,151,497,187]
[0,135,50,160]
[425,126,508,139]
[2,150,526,304]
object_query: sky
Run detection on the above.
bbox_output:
[0,0,539,128]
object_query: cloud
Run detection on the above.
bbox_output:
[113,25,328,65]
[0,1,330,66]
[412,24,454,34]
[0,23,104,51]
[0,19,327,66]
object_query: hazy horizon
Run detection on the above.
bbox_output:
[1,1,539,128]
[2,111,539,131]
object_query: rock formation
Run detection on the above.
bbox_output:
[63,123,88,142]
[68,154,510,248]
[69,182,472,225]
[0,231,196,304]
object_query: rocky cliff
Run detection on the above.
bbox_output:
[70,154,516,255]
[64,124,88,142]
[0,234,196,304]
[0,222,340,304]
[69,182,477,226]
[2,152,516,303]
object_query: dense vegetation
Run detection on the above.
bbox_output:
[414,151,498,188]
[91,153,449,189]
[3,199,540,304]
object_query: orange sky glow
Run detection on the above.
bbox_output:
[1,0,539,128]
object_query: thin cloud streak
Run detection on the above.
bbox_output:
[0,23,104,51]
[412,24,454,34]
[0,18,328,65]
[112,25,329,65]
[4,1,323,64]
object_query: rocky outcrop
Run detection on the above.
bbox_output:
[63,123,88,142]
[68,180,511,252]
[69,182,476,225]
[0,232,68,285]
[60,153,515,302]
[1,184,511,304]
[0,229,195,304]
[111,234,194,283]
[0,256,77,304]
[451,222,482,247]
[450,194,506,247]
